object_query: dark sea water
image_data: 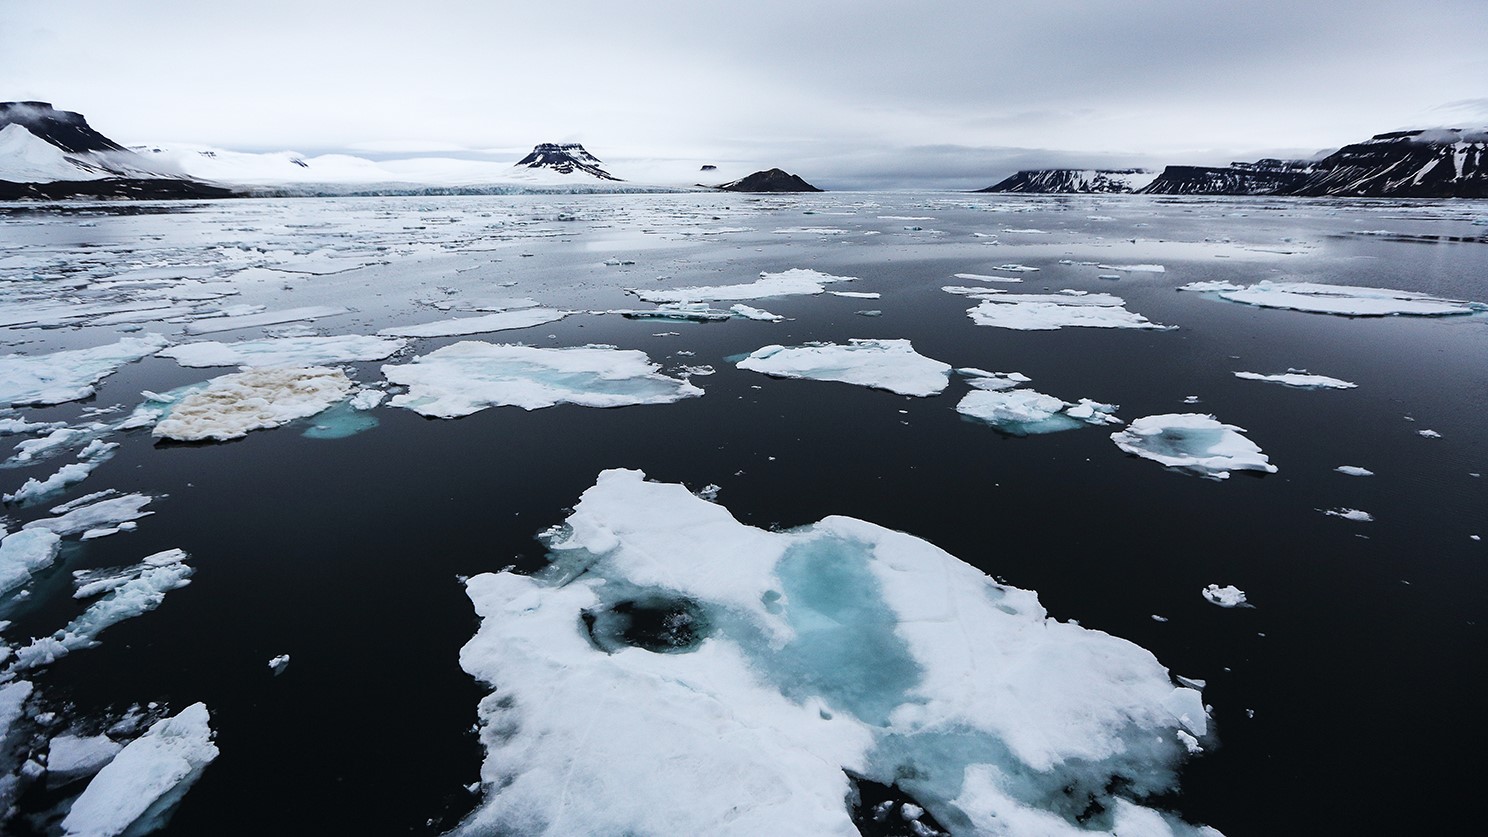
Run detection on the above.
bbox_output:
[0,193,1484,835]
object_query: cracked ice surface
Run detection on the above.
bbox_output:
[157,335,407,368]
[1112,414,1277,480]
[60,702,218,837]
[631,268,857,304]
[455,469,1216,837]
[383,342,703,417]
[0,335,170,408]
[1179,280,1484,317]
[737,339,951,397]
[152,367,354,442]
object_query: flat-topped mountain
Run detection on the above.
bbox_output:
[514,143,620,181]
[981,128,1487,198]
[717,168,822,192]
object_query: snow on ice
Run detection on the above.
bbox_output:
[454,470,1215,836]
[0,335,170,408]
[383,342,703,417]
[956,389,1120,436]
[943,288,1169,331]
[1112,414,1277,480]
[377,308,571,338]
[23,493,154,537]
[158,335,407,368]
[737,340,951,397]
[1201,585,1250,608]
[0,529,62,596]
[632,268,858,304]
[1233,371,1357,389]
[152,367,353,442]
[60,703,218,837]
[1178,280,1484,317]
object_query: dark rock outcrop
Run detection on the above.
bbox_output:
[515,143,620,180]
[717,168,822,192]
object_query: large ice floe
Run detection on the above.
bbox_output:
[157,335,407,368]
[455,469,1218,837]
[631,268,857,304]
[377,308,571,338]
[737,339,951,396]
[0,335,170,408]
[0,529,62,596]
[942,287,1169,331]
[59,702,218,837]
[382,342,702,417]
[151,366,353,441]
[1233,371,1357,390]
[1177,280,1485,317]
[1112,414,1277,480]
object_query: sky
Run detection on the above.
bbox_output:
[4,0,1487,188]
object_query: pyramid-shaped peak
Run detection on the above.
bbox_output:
[514,143,620,181]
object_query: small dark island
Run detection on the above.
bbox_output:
[716,168,822,192]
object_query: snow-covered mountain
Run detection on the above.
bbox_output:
[1138,160,1313,195]
[513,143,620,180]
[978,169,1157,194]
[0,102,233,199]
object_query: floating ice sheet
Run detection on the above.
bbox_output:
[1335,465,1374,477]
[158,335,407,368]
[0,529,62,596]
[1234,371,1357,389]
[0,336,170,408]
[456,470,1214,836]
[632,268,857,304]
[1179,280,1483,317]
[60,702,218,837]
[46,733,123,781]
[1112,414,1277,480]
[152,367,353,442]
[957,390,1120,435]
[23,493,154,537]
[377,308,571,338]
[1202,585,1250,608]
[383,342,703,417]
[737,339,951,396]
[182,306,349,335]
[944,288,1169,331]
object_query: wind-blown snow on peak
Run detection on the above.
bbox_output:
[0,101,127,154]
[514,143,621,180]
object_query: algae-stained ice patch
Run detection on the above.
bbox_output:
[1112,414,1277,480]
[383,342,703,417]
[0,335,170,408]
[152,367,353,442]
[454,469,1217,837]
[737,339,951,396]
[60,702,218,837]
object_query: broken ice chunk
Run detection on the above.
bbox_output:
[158,334,407,368]
[1181,280,1483,317]
[1233,371,1357,389]
[956,390,1119,435]
[729,304,784,322]
[377,308,571,338]
[383,342,703,417]
[0,528,62,595]
[4,462,99,506]
[1323,508,1374,522]
[1112,414,1276,480]
[23,493,154,537]
[631,268,857,304]
[60,703,218,837]
[152,367,353,442]
[1201,584,1250,608]
[737,339,951,397]
[267,654,290,674]
[46,734,124,782]
[948,289,1169,331]
[0,335,170,408]
[182,305,348,335]
[1334,466,1374,477]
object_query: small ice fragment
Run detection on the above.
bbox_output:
[729,304,784,322]
[1334,466,1374,477]
[1202,584,1250,608]
[1418,429,1441,438]
[349,389,386,411]
[737,339,951,396]
[268,654,290,674]
[1323,508,1374,522]
[1096,264,1165,273]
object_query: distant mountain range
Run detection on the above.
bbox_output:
[981,129,1487,198]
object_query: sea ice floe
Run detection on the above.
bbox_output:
[957,390,1120,435]
[610,304,734,322]
[0,529,62,596]
[1201,584,1250,608]
[268,654,290,674]
[952,273,1023,284]
[958,368,1031,391]
[152,367,353,442]
[14,549,192,668]
[729,304,784,322]
[377,308,571,338]
[46,733,123,782]
[383,342,703,418]
[182,305,349,335]
[4,462,100,506]
[23,493,154,537]
[455,469,1215,836]
[737,339,951,397]
[157,335,407,368]
[1097,264,1166,273]
[1178,280,1484,317]
[632,268,857,304]
[1334,465,1374,477]
[60,703,218,837]
[1323,508,1374,522]
[1112,414,1277,480]
[943,288,1169,331]
[0,335,170,408]
[1233,371,1357,389]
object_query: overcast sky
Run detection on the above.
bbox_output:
[4,0,1486,187]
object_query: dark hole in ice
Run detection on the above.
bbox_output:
[846,772,949,837]
[580,595,710,654]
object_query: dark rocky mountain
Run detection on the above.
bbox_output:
[981,129,1486,198]
[0,101,235,200]
[979,168,1156,194]
[717,168,822,192]
[514,143,620,180]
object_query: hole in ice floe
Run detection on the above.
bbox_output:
[761,589,783,614]
[846,772,950,837]
[580,594,710,654]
